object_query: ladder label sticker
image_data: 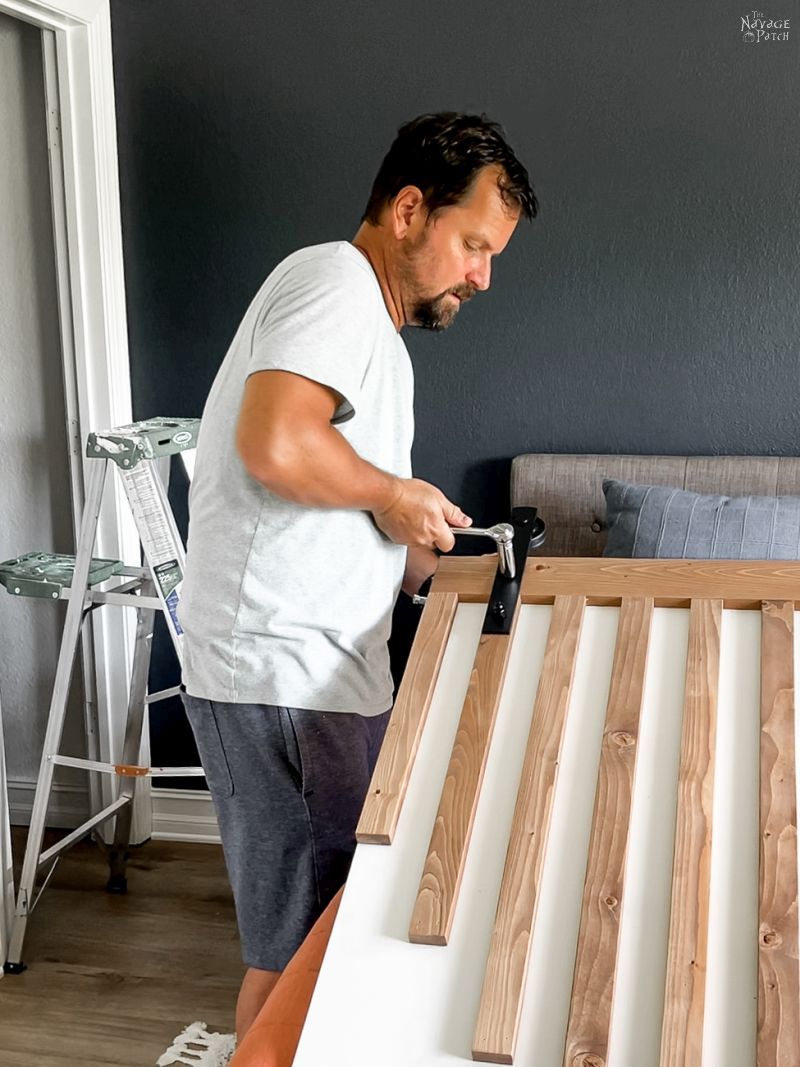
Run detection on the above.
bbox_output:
[154,560,184,636]
[154,559,182,599]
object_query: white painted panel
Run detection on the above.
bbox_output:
[296,602,777,1066]
[702,609,760,1066]
[295,603,557,1066]
[609,607,690,1066]
[514,606,619,1064]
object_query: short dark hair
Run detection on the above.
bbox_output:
[362,112,538,225]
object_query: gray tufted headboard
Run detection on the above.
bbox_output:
[511,454,800,557]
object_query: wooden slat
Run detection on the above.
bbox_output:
[659,598,722,1067]
[408,615,519,945]
[356,591,458,844]
[429,556,497,600]
[472,595,586,1063]
[758,600,799,1064]
[519,557,800,608]
[431,556,800,607]
[563,597,654,1067]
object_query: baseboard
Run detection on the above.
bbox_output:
[8,779,220,845]
[8,778,89,828]
[151,788,220,844]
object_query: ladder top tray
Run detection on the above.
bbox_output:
[87,416,200,469]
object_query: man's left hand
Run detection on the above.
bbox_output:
[402,546,439,597]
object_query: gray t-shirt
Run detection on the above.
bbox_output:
[179,241,414,714]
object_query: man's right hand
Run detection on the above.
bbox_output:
[373,478,472,551]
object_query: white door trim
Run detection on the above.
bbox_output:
[0,1,145,834]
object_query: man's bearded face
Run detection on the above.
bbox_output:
[400,228,477,332]
[393,168,520,331]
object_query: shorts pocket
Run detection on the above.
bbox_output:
[185,698,234,800]
[278,707,306,795]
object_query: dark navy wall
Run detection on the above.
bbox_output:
[109,0,800,767]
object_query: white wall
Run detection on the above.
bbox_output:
[0,13,88,827]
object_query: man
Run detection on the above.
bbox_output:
[179,112,537,1039]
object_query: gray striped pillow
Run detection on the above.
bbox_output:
[603,479,800,559]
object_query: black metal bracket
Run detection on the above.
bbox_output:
[481,507,542,635]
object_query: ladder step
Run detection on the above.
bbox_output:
[0,552,123,599]
[50,754,206,778]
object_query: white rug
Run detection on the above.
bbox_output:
[156,1021,236,1067]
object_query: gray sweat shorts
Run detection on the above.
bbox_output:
[181,693,389,972]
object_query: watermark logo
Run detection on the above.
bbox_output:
[741,10,790,41]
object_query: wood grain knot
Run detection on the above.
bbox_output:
[762,600,786,618]
[611,731,635,748]
[604,895,618,909]
[572,1054,605,1067]
[761,928,781,948]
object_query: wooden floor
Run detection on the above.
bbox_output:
[1,828,242,1066]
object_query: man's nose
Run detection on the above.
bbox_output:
[466,257,491,292]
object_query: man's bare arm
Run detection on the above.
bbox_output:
[236,370,470,550]
[402,546,439,596]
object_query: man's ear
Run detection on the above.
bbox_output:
[390,185,426,238]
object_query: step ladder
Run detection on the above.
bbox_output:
[1,418,203,973]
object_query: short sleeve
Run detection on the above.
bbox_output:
[248,255,377,424]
